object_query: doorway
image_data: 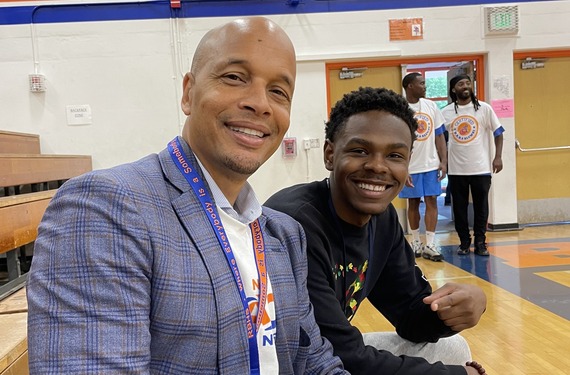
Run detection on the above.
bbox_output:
[327,55,484,233]
[513,50,570,224]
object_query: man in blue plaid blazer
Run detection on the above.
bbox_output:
[27,17,346,374]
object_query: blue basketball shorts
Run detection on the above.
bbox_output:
[399,169,442,199]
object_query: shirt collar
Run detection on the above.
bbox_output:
[194,156,262,224]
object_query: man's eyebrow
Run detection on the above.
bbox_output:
[223,58,294,88]
[345,137,371,146]
[279,75,294,89]
[225,58,247,66]
[389,142,411,149]
[346,137,409,149]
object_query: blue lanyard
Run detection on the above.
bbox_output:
[168,138,263,375]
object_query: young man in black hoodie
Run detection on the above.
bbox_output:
[265,87,487,375]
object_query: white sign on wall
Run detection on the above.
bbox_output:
[66,104,92,126]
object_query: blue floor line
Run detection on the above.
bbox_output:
[440,244,570,321]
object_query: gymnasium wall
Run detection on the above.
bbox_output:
[1,0,569,225]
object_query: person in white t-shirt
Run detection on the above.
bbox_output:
[441,74,504,256]
[399,73,447,261]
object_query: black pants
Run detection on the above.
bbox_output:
[448,175,492,246]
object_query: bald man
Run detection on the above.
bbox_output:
[27,17,347,374]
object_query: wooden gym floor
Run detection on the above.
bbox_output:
[352,223,570,374]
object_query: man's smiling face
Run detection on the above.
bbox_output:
[325,110,412,226]
[182,18,296,186]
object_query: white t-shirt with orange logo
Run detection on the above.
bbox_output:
[442,101,504,175]
[408,98,446,174]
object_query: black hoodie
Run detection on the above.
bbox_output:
[265,179,466,375]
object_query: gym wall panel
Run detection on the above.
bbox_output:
[514,54,570,223]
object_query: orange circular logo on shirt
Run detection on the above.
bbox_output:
[414,112,433,141]
[451,115,479,143]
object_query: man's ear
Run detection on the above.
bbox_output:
[181,72,194,115]
[324,139,334,171]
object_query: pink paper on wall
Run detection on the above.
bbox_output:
[491,99,514,118]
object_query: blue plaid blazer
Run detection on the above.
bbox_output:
[27,137,346,374]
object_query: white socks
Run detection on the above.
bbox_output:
[411,229,421,243]
[426,231,436,246]
[411,230,436,246]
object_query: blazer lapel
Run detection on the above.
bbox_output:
[158,138,250,372]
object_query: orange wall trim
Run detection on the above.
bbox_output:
[514,49,570,60]
[325,54,485,118]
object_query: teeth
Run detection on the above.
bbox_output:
[229,126,264,138]
[358,183,386,192]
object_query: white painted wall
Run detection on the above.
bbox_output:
[2,1,570,225]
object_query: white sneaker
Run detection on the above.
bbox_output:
[422,243,444,262]
[411,240,423,258]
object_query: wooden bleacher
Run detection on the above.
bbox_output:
[0,190,56,264]
[0,130,92,375]
[0,289,27,375]
[0,154,92,188]
[0,131,40,155]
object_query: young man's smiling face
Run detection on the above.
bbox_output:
[325,110,412,227]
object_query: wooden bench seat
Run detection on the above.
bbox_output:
[0,190,56,255]
[0,154,92,188]
[0,131,40,155]
[0,288,28,375]
[0,312,28,375]
[0,288,27,315]
[0,190,56,300]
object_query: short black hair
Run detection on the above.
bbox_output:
[325,87,417,144]
[402,72,422,89]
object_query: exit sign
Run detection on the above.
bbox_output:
[485,5,519,35]
[492,12,513,29]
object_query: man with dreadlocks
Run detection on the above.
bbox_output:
[266,87,488,375]
[442,74,505,256]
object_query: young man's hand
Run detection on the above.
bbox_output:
[422,283,487,331]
